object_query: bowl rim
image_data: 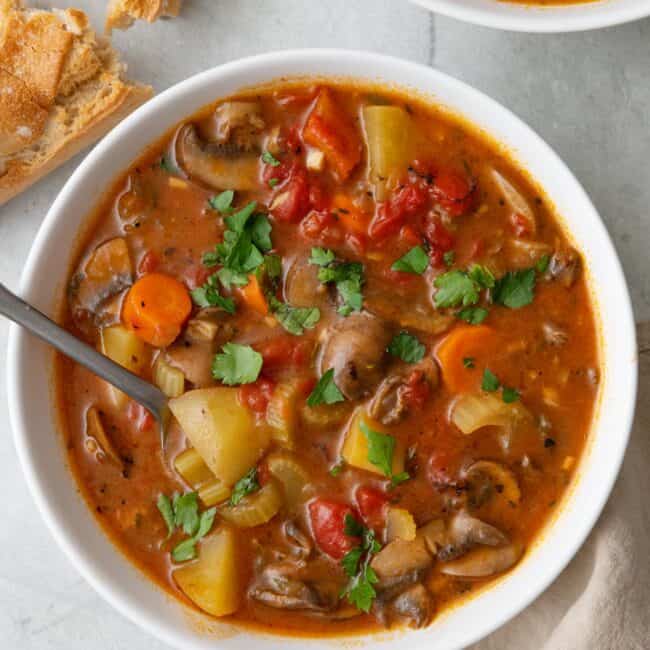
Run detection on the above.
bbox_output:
[408,0,650,33]
[6,49,638,650]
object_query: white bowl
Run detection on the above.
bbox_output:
[7,50,637,650]
[409,0,650,33]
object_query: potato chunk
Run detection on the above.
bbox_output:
[169,387,270,486]
[173,527,240,617]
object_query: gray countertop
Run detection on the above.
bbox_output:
[0,1,648,647]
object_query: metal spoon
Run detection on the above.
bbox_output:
[0,282,170,442]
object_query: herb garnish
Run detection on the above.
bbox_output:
[360,421,410,487]
[493,268,536,309]
[309,247,364,316]
[160,154,179,174]
[443,250,456,267]
[329,462,345,477]
[307,368,345,407]
[341,515,382,612]
[261,151,281,167]
[463,357,476,368]
[229,468,260,506]
[387,331,425,363]
[208,190,234,213]
[156,492,216,562]
[535,254,550,274]
[391,246,429,274]
[212,342,263,385]
[457,306,488,325]
[482,368,521,403]
[190,274,236,313]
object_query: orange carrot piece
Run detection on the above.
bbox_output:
[239,274,268,315]
[435,325,499,393]
[332,194,370,234]
[303,88,362,180]
[122,273,191,347]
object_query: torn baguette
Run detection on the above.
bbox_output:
[0,2,153,206]
[105,0,183,34]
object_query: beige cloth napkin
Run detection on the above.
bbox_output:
[472,321,650,650]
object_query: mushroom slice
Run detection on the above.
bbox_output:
[175,123,259,191]
[371,537,433,587]
[165,339,215,388]
[548,247,580,288]
[213,101,265,145]
[490,169,536,234]
[389,584,434,628]
[70,238,133,316]
[440,543,523,578]
[185,307,234,344]
[507,239,552,268]
[465,460,521,507]
[318,311,392,400]
[417,519,446,555]
[284,255,331,310]
[283,520,313,559]
[85,406,123,469]
[447,510,509,549]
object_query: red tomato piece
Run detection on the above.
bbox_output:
[432,168,478,217]
[424,219,454,267]
[510,212,532,238]
[308,498,359,559]
[263,157,294,186]
[400,369,431,411]
[127,401,155,432]
[270,167,311,223]
[399,225,422,247]
[299,209,344,246]
[137,250,159,275]
[238,378,275,415]
[257,336,295,370]
[370,184,430,240]
[355,486,389,531]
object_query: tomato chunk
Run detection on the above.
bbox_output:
[370,183,429,240]
[424,219,454,267]
[355,486,388,531]
[400,369,431,411]
[432,168,478,217]
[303,89,362,180]
[308,498,359,559]
[270,167,311,223]
[239,378,275,415]
[137,250,159,275]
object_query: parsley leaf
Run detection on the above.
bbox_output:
[208,190,234,213]
[360,420,409,484]
[391,246,428,274]
[536,254,550,274]
[191,274,236,313]
[329,462,345,477]
[212,343,263,385]
[468,264,496,289]
[261,151,281,167]
[344,513,364,538]
[482,368,500,392]
[463,357,475,368]
[341,546,363,577]
[215,267,249,290]
[250,214,272,252]
[434,269,480,308]
[493,268,536,309]
[387,331,425,363]
[156,494,175,538]
[307,368,345,407]
[171,507,216,563]
[229,468,260,506]
[457,306,489,325]
[309,247,336,267]
[443,250,455,267]
[341,522,382,613]
[390,471,411,487]
[160,154,179,174]
[172,492,200,536]
[268,178,279,188]
[502,386,520,403]
[261,253,282,281]
[268,295,320,336]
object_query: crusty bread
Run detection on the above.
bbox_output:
[105,0,183,34]
[0,1,153,206]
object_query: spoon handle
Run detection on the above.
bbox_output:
[0,282,168,420]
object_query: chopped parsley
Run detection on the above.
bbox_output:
[268,178,279,188]
[212,342,262,385]
[360,421,410,487]
[457,306,489,325]
[434,269,480,308]
[391,246,429,274]
[341,516,382,613]
[463,357,475,369]
[387,331,425,363]
[160,154,179,174]
[502,386,520,403]
[329,462,345,477]
[443,250,455,267]
[190,274,236,313]
[482,368,500,392]
[208,190,234,213]
[307,368,345,407]
[468,264,496,289]
[156,491,216,562]
[309,248,364,316]
[215,267,249,290]
[493,268,536,309]
[229,468,260,506]
[261,151,281,167]
[536,254,550,274]
[268,295,320,336]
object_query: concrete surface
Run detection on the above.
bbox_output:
[0,1,648,648]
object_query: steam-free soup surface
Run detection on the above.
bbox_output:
[58,81,599,636]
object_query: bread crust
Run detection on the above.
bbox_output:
[105,0,183,33]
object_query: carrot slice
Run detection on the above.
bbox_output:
[332,194,370,234]
[435,325,499,393]
[122,273,191,347]
[303,88,362,180]
[239,274,268,315]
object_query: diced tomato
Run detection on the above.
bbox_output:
[303,89,362,180]
[308,498,359,559]
[285,124,303,154]
[510,212,532,238]
[400,369,431,411]
[291,339,313,366]
[345,232,367,257]
[300,209,344,246]
[308,182,329,212]
[355,486,388,531]
[275,88,319,109]
[256,336,313,372]
[399,225,421,247]
[263,157,294,186]
[369,203,405,240]
[126,401,155,432]
[370,183,430,240]
[137,250,159,275]
[184,263,212,290]
[270,167,311,223]
[424,219,454,267]
[432,168,478,217]
[238,378,275,415]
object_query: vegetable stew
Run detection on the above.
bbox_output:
[57,80,600,635]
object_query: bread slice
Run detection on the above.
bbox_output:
[105,0,183,34]
[0,2,153,206]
